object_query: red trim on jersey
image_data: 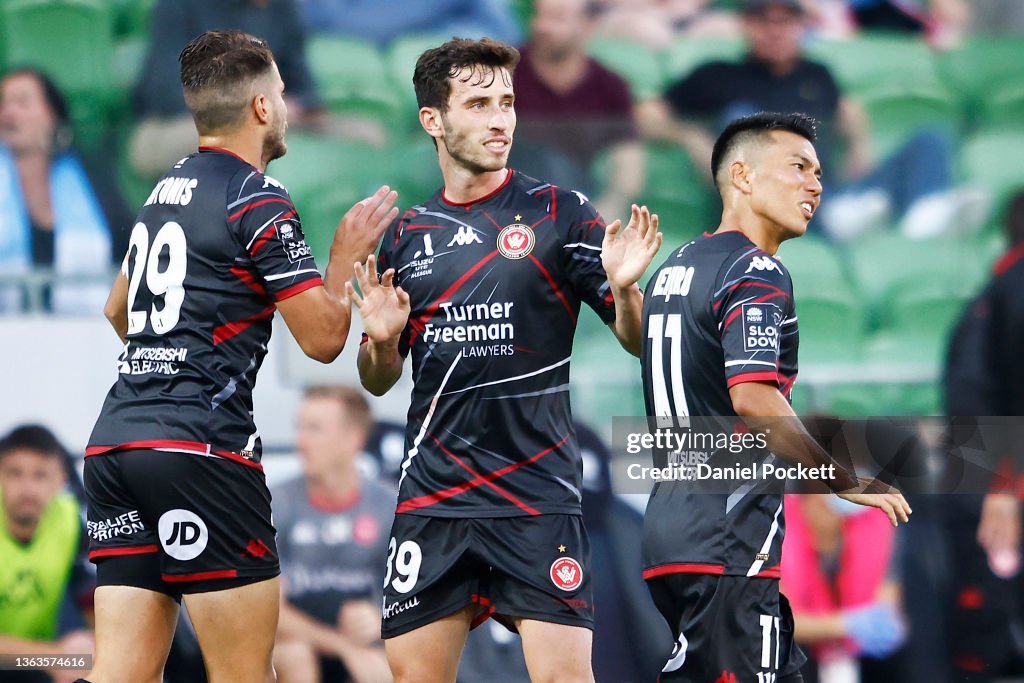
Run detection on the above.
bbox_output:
[441,169,513,208]
[753,566,781,579]
[408,251,500,345]
[995,243,1024,276]
[396,433,570,515]
[471,604,496,629]
[198,146,254,168]
[479,208,505,231]
[275,278,323,302]
[727,371,779,388]
[230,266,269,297]
[643,563,726,579]
[163,569,239,583]
[308,488,362,512]
[249,221,282,256]
[779,373,798,396]
[230,197,293,223]
[714,281,788,311]
[213,304,276,344]
[528,254,576,323]
[85,442,264,471]
[89,544,160,560]
[721,291,787,328]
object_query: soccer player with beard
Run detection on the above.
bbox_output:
[80,30,396,683]
[350,37,662,683]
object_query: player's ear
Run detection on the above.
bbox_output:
[420,106,443,140]
[730,160,754,194]
[253,92,271,124]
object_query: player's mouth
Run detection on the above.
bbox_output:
[800,201,816,219]
[484,137,511,153]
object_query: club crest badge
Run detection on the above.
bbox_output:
[497,223,535,260]
[550,557,584,592]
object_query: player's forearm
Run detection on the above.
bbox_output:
[104,273,129,342]
[790,611,847,643]
[357,340,404,395]
[730,383,858,491]
[609,282,644,357]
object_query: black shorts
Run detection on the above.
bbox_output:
[380,513,593,639]
[84,449,279,597]
[647,573,806,683]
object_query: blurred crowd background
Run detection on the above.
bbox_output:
[1,0,1023,681]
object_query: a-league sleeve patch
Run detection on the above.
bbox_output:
[274,218,312,263]
[741,302,783,353]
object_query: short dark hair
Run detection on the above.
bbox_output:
[0,424,66,463]
[710,112,817,189]
[413,37,520,112]
[178,30,276,134]
[303,385,373,433]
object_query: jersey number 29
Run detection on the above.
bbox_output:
[126,221,187,335]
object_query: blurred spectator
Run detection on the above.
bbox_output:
[590,0,741,49]
[0,425,95,683]
[457,423,670,683]
[782,493,906,683]
[272,386,394,683]
[129,0,385,179]
[509,0,645,221]
[898,191,1024,683]
[638,0,981,242]
[296,0,521,46]
[0,68,119,315]
[809,0,969,46]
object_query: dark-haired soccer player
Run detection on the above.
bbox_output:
[639,112,912,682]
[350,37,661,683]
[80,30,396,683]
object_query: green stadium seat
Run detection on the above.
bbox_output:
[858,84,961,158]
[875,277,969,341]
[588,37,664,101]
[661,37,744,83]
[112,0,154,39]
[793,290,867,365]
[777,235,854,298]
[937,37,1024,118]
[307,36,405,127]
[959,131,1024,207]
[976,82,1024,133]
[387,33,451,112]
[804,34,943,96]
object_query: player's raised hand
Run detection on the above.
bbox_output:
[836,478,913,527]
[332,185,400,268]
[601,204,663,289]
[347,255,410,345]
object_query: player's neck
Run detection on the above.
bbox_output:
[197,133,264,172]
[306,465,361,503]
[716,206,782,255]
[440,163,509,205]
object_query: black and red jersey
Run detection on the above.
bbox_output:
[88,147,322,469]
[640,231,798,579]
[374,170,616,518]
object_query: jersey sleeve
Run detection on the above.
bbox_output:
[361,212,413,357]
[713,249,794,389]
[230,173,323,302]
[558,190,616,324]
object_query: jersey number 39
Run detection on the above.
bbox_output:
[126,221,187,335]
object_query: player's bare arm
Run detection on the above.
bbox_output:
[278,187,398,364]
[602,204,663,356]
[103,272,129,342]
[729,381,912,527]
[350,255,410,396]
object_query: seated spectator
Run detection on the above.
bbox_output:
[782,492,906,683]
[510,0,645,221]
[0,425,95,683]
[272,386,394,683]
[815,0,969,46]
[0,69,116,314]
[638,0,980,241]
[129,0,386,179]
[297,0,521,47]
[590,0,742,49]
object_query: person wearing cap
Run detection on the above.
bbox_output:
[637,0,967,241]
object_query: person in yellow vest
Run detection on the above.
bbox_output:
[0,425,94,683]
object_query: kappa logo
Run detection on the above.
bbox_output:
[497,223,536,259]
[715,671,739,683]
[262,175,285,190]
[550,557,583,592]
[447,225,483,247]
[745,255,781,274]
[572,190,589,205]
